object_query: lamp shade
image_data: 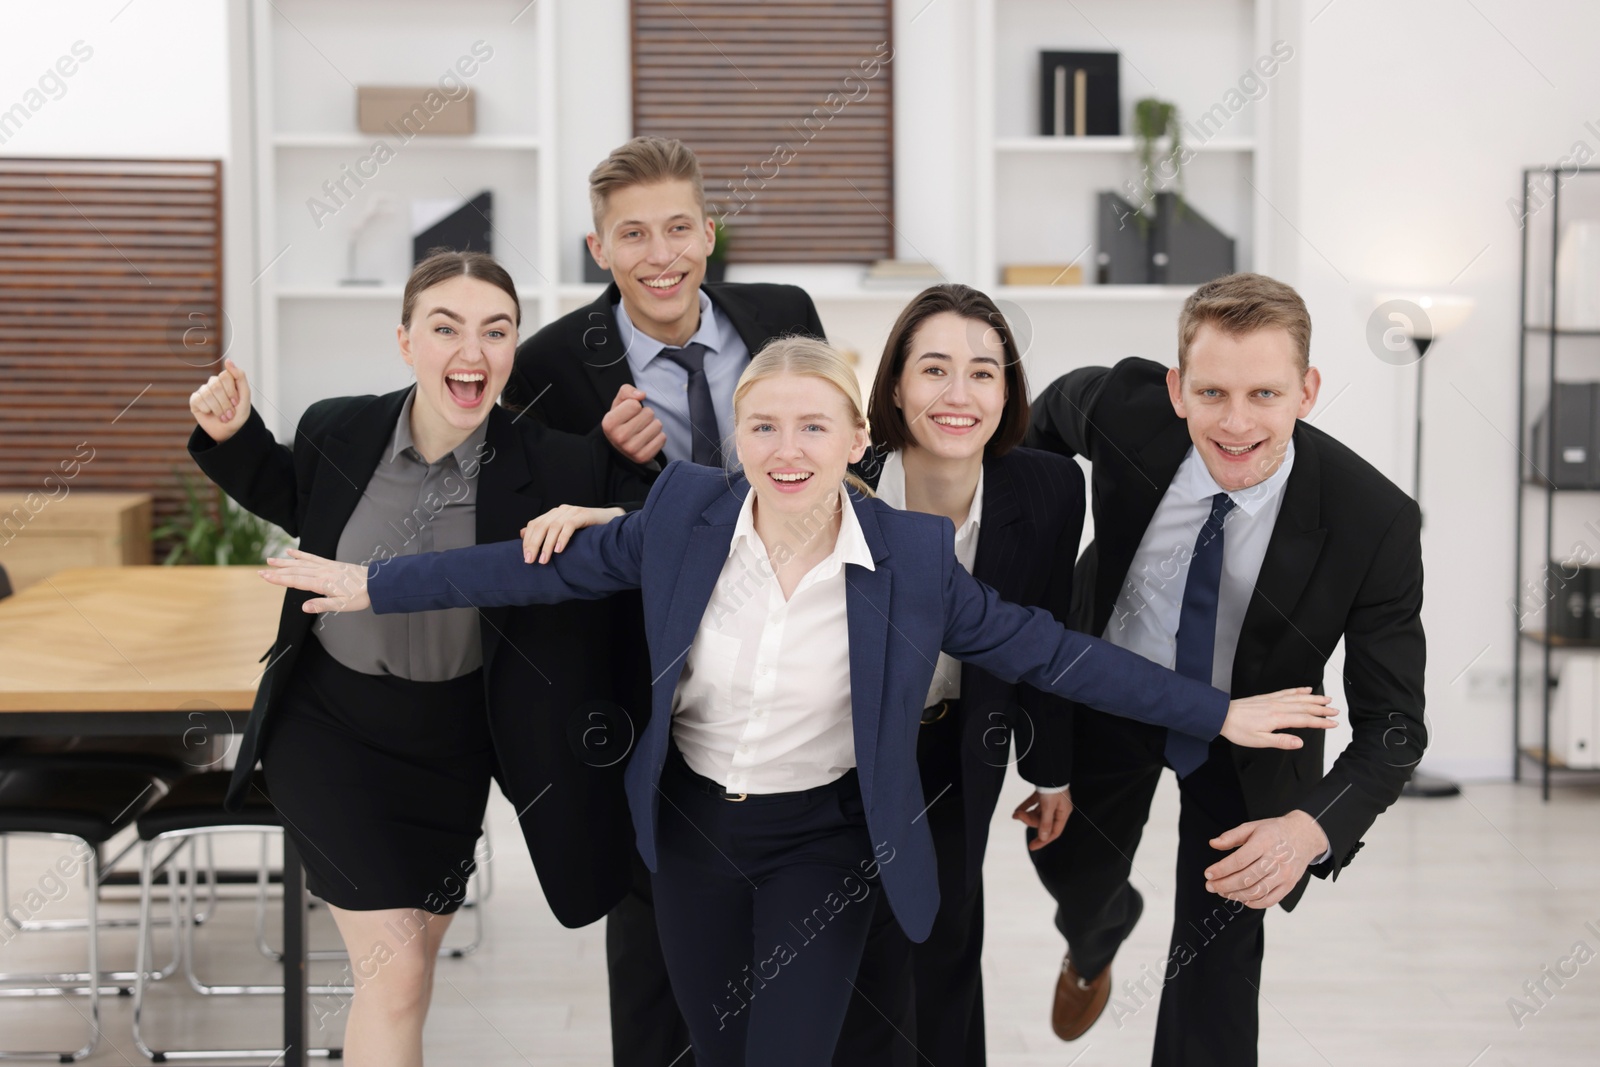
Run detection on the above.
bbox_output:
[1374,292,1476,341]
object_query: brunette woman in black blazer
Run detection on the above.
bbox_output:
[186,252,649,1065]
[837,285,1084,1067]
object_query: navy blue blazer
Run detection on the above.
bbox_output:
[367,461,1228,942]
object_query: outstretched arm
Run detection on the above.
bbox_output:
[261,463,684,613]
[940,548,1338,749]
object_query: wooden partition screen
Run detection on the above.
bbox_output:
[632,0,895,263]
[0,158,224,543]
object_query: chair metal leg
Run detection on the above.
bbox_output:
[0,835,101,1062]
[134,829,345,1061]
[133,839,158,1061]
[191,837,218,926]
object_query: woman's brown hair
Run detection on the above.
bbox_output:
[867,284,1031,456]
[400,249,521,329]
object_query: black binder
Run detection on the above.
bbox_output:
[1550,562,1589,639]
[1095,192,1151,285]
[1531,383,1595,489]
[1039,51,1120,137]
[412,190,494,264]
[1149,192,1236,285]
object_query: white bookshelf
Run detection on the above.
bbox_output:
[234,0,1280,430]
[243,0,559,434]
[973,0,1273,300]
[994,135,1255,155]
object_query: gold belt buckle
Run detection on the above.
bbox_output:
[921,700,950,725]
[724,791,748,802]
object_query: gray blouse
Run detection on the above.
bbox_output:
[315,388,489,680]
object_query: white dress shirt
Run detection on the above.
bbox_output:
[873,450,982,708]
[671,485,875,793]
[614,290,750,465]
[1103,440,1295,686]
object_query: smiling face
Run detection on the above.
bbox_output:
[1167,323,1320,491]
[892,311,1008,461]
[397,274,519,437]
[588,179,715,348]
[735,372,870,521]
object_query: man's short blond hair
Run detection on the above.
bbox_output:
[588,137,707,231]
[1177,272,1312,377]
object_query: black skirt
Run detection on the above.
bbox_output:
[260,635,495,913]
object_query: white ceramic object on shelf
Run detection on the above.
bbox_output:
[1556,220,1600,329]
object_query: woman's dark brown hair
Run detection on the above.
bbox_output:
[867,284,1031,456]
[400,248,521,329]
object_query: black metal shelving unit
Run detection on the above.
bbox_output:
[1513,164,1600,799]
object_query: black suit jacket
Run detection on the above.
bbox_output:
[859,446,1085,891]
[502,280,826,430]
[496,282,825,834]
[189,393,652,928]
[1027,358,1427,906]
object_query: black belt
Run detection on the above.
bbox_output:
[921,698,960,725]
[666,747,858,804]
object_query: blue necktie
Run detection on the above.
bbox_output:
[659,342,723,467]
[1165,491,1236,777]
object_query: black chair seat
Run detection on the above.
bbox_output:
[0,768,163,842]
[136,770,276,840]
[0,750,194,781]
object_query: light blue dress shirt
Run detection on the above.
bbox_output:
[614,290,751,466]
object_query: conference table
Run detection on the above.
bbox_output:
[0,566,313,1066]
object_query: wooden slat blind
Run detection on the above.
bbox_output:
[0,158,224,543]
[632,0,895,263]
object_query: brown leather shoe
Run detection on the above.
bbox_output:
[1051,955,1111,1041]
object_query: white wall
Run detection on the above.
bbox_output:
[7,0,1589,779]
[0,0,250,381]
[1278,0,1600,779]
[0,1,229,158]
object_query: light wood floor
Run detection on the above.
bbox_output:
[4,769,1597,1064]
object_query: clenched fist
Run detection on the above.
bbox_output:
[601,383,667,464]
[190,358,253,443]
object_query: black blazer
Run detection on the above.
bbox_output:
[1027,358,1427,907]
[188,392,653,928]
[496,280,825,805]
[502,280,826,429]
[858,446,1085,891]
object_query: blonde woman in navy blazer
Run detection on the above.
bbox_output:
[260,338,1338,1067]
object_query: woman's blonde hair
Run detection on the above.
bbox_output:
[731,336,874,497]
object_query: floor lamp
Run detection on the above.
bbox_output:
[1376,292,1476,798]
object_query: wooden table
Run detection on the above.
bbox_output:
[0,566,312,1066]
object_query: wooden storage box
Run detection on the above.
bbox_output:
[0,492,153,591]
[1002,264,1085,287]
[357,86,476,135]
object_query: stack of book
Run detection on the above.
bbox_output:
[862,260,945,290]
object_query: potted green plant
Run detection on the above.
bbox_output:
[707,214,731,283]
[1132,97,1186,225]
[151,471,291,566]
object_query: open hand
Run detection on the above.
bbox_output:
[601,383,666,464]
[260,548,370,614]
[190,358,253,443]
[1204,811,1328,908]
[1220,687,1338,749]
[522,505,624,564]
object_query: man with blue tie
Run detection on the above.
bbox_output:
[1019,272,1427,1066]
[502,137,824,1067]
